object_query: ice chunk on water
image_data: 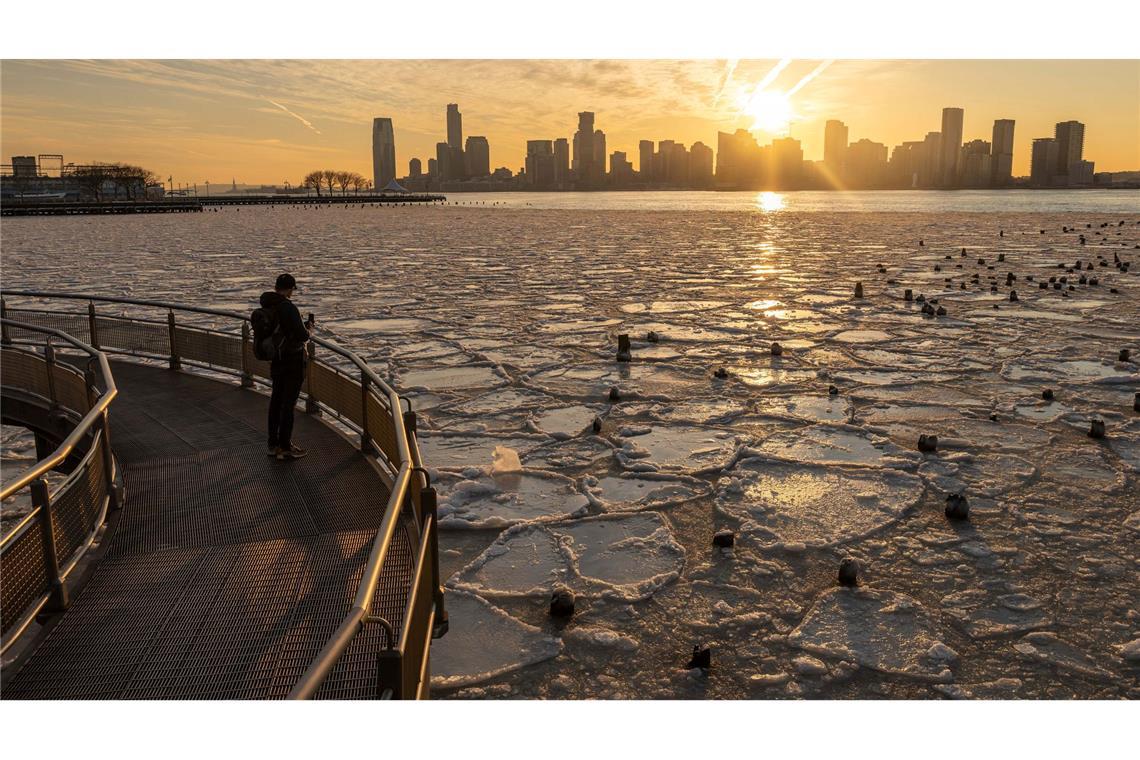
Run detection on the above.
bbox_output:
[788,588,951,681]
[752,424,913,468]
[584,473,709,512]
[615,424,739,473]
[719,459,921,548]
[437,470,589,529]
[941,588,1052,639]
[451,512,684,602]
[491,445,523,474]
[1013,632,1112,679]
[430,590,563,690]
[563,625,639,651]
[418,433,544,470]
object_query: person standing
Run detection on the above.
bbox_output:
[260,273,313,460]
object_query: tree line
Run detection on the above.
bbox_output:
[301,170,374,196]
[68,163,161,201]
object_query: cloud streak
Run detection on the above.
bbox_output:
[265,98,322,135]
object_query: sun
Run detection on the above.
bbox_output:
[739,89,794,134]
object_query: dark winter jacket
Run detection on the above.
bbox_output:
[259,291,310,358]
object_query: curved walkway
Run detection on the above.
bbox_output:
[3,359,414,699]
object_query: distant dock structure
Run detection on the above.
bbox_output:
[2,193,447,217]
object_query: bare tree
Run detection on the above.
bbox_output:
[335,170,353,196]
[70,164,110,201]
[302,170,322,196]
[349,172,366,195]
[321,169,336,195]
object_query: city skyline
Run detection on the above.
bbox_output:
[2,60,1137,185]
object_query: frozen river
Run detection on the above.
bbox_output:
[2,191,1138,699]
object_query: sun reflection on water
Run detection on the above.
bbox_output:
[756,192,785,212]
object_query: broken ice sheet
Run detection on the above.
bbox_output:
[614,424,740,473]
[583,472,709,512]
[941,587,1053,639]
[752,424,914,468]
[436,470,590,530]
[449,511,685,602]
[788,588,953,681]
[431,590,563,690]
[718,459,921,548]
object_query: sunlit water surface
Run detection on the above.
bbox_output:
[2,191,1138,699]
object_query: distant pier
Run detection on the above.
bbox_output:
[1,193,447,217]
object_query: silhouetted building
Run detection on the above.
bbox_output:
[610,151,633,184]
[465,136,490,178]
[1030,138,1059,186]
[990,119,1015,187]
[435,142,452,183]
[372,117,396,189]
[409,158,422,178]
[553,138,570,186]
[593,130,607,180]
[447,104,463,150]
[638,140,654,181]
[940,107,964,187]
[920,132,942,188]
[1054,120,1085,177]
[427,158,438,177]
[960,139,992,188]
[525,140,555,188]
[716,129,762,188]
[690,142,714,187]
[823,120,848,180]
[12,156,37,178]
[889,141,926,188]
[769,137,804,188]
[846,138,887,188]
[573,112,596,183]
[1069,160,1095,186]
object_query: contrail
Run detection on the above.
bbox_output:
[754,58,792,93]
[712,58,739,107]
[266,99,322,135]
[787,59,834,96]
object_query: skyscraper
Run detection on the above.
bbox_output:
[960,139,992,188]
[593,130,606,179]
[573,112,595,182]
[409,158,422,178]
[639,140,654,181]
[689,142,714,187]
[1054,120,1085,176]
[921,132,942,188]
[525,140,555,187]
[435,142,452,183]
[553,138,570,186]
[846,138,887,188]
[465,136,490,177]
[823,120,848,177]
[990,119,1015,187]
[1030,138,1059,186]
[446,104,463,149]
[939,107,964,187]
[371,117,396,189]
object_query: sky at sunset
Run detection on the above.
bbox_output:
[2,59,1137,186]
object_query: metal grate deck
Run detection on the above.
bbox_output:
[2,359,412,700]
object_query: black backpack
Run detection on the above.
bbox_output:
[250,305,284,361]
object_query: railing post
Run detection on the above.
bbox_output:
[360,370,375,454]
[87,301,100,349]
[239,321,254,387]
[376,649,402,699]
[424,486,448,639]
[304,340,319,415]
[167,309,181,370]
[43,339,59,411]
[98,411,120,511]
[1,297,11,345]
[32,478,70,613]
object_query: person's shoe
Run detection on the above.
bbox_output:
[276,445,308,461]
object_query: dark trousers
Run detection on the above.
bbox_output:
[268,355,305,450]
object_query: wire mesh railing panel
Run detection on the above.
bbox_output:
[0,521,50,638]
[94,315,170,355]
[365,392,400,466]
[52,363,92,416]
[50,442,106,566]
[242,341,272,381]
[309,363,364,428]
[3,308,91,344]
[0,347,49,400]
[175,326,244,372]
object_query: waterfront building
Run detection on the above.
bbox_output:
[427,158,438,177]
[769,137,804,188]
[690,142,714,187]
[610,151,634,185]
[553,138,570,186]
[435,142,452,184]
[920,131,942,188]
[371,117,397,189]
[1054,120,1085,177]
[573,112,596,182]
[593,130,607,180]
[409,158,422,178]
[12,155,37,177]
[446,104,463,149]
[638,140,654,182]
[525,139,556,187]
[889,141,926,188]
[716,129,762,188]
[939,107,964,187]
[823,120,848,179]
[465,136,490,178]
[846,138,888,188]
[991,119,1015,187]
[1030,137,1059,186]
[960,139,993,188]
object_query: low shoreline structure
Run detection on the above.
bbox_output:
[1,193,447,216]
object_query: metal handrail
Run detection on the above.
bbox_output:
[0,290,444,698]
[0,319,119,653]
[0,320,118,500]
